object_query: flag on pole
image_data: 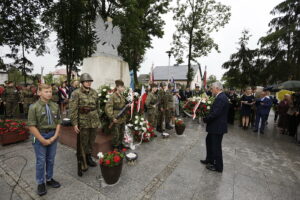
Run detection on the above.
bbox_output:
[149,64,154,84]
[137,85,146,112]
[203,66,207,89]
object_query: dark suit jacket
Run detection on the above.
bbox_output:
[205,92,229,134]
[255,97,272,115]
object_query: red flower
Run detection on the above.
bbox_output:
[113,155,121,163]
[105,160,111,165]
[122,148,127,152]
[99,158,104,164]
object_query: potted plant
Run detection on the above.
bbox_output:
[175,119,185,135]
[98,149,126,185]
[0,119,29,145]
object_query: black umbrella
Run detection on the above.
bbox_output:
[278,80,300,90]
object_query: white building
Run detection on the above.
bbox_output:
[0,70,8,84]
[153,65,202,89]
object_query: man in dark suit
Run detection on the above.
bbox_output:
[253,91,272,134]
[201,82,229,173]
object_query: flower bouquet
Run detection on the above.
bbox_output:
[98,85,114,133]
[98,149,126,185]
[127,115,155,143]
[174,119,185,135]
[0,119,29,145]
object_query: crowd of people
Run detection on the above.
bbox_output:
[0,80,81,118]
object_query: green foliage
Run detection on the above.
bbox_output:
[259,0,300,82]
[0,0,50,84]
[206,75,217,87]
[172,0,231,87]
[43,74,54,85]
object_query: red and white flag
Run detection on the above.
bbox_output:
[203,66,207,89]
[137,85,146,112]
[149,64,154,84]
[192,101,201,120]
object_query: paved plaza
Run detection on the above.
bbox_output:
[1,112,300,200]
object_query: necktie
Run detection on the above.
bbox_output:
[45,104,54,125]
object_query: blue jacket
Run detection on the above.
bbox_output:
[205,92,229,134]
[255,97,272,115]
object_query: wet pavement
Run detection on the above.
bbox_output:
[0,111,300,200]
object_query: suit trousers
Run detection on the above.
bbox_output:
[255,113,268,132]
[205,133,224,171]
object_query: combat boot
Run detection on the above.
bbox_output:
[86,154,97,167]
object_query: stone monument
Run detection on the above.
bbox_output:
[81,16,130,89]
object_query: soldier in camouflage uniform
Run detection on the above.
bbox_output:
[51,84,59,104]
[105,80,127,149]
[145,83,158,135]
[156,82,166,133]
[20,84,36,117]
[69,73,99,173]
[3,81,20,118]
[164,83,174,130]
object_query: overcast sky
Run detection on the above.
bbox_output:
[1,0,283,80]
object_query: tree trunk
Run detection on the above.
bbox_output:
[187,30,193,88]
[22,44,27,84]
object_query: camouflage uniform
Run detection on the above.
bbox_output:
[105,92,127,147]
[164,89,174,128]
[69,87,100,154]
[20,88,35,115]
[156,89,165,132]
[145,92,158,128]
[4,86,20,117]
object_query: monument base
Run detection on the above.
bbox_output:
[82,55,130,90]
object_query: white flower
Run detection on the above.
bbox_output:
[103,89,107,92]
[135,116,138,119]
[127,123,133,127]
[104,100,107,103]
[207,106,210,109]
[207,101,211,104]
[134,120,138,124]
[141,118,144,121]
[140,122,143,126]
[98,93,102,97]
[134,127,138,130]
[97,152,104,159]
[142,127,147,132]
[106,95,110,98]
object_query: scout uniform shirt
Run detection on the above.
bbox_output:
[69,87,100,128]
[146,92,158,111]
[27,99,62,130]
[164,90,174,110]
[4,86,19,102]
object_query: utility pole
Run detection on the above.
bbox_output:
[166,50,173,81]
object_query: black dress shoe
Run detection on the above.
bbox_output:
[253,129,258,133]
[37,183,47,196]
[86,154,97,167]
[206,165,222,173]
[46,178,61,188]
[260,131,264,134]
[200,160,210,165]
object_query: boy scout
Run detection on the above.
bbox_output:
[3,81,20,118]
[145,83,158,135]
[156,82,166,133]
[69,73,99,176]
[27,84,61,196]
[105,80,127,149]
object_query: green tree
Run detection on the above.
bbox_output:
[44,74,54,85]
[42,0,87,84]
[0,0,50,84]
[172,0,231,87]
[259,0,300,81]
[222,30,262,88]
[206,75,217,87]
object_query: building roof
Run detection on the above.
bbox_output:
[153,65,199,81]
[51,68,76,75]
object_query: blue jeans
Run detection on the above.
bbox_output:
[33,131,58,185]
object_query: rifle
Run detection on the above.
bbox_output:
[109,103,131,129]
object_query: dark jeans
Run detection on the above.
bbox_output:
[288,115,299,137]
[205,133,224,171]
[33,131,58,184]
[255,113,268,132]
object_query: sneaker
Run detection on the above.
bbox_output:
[46,178,61,188]
[37,183,47,196]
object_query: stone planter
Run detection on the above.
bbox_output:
[175,125,185,135]
[0,132,29,145]
[100,160,123,185]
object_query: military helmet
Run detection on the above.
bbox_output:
[160,82,167,87]
[150,83,158,88]
[80,73,93,82]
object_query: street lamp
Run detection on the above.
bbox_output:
[166,50,173,81]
